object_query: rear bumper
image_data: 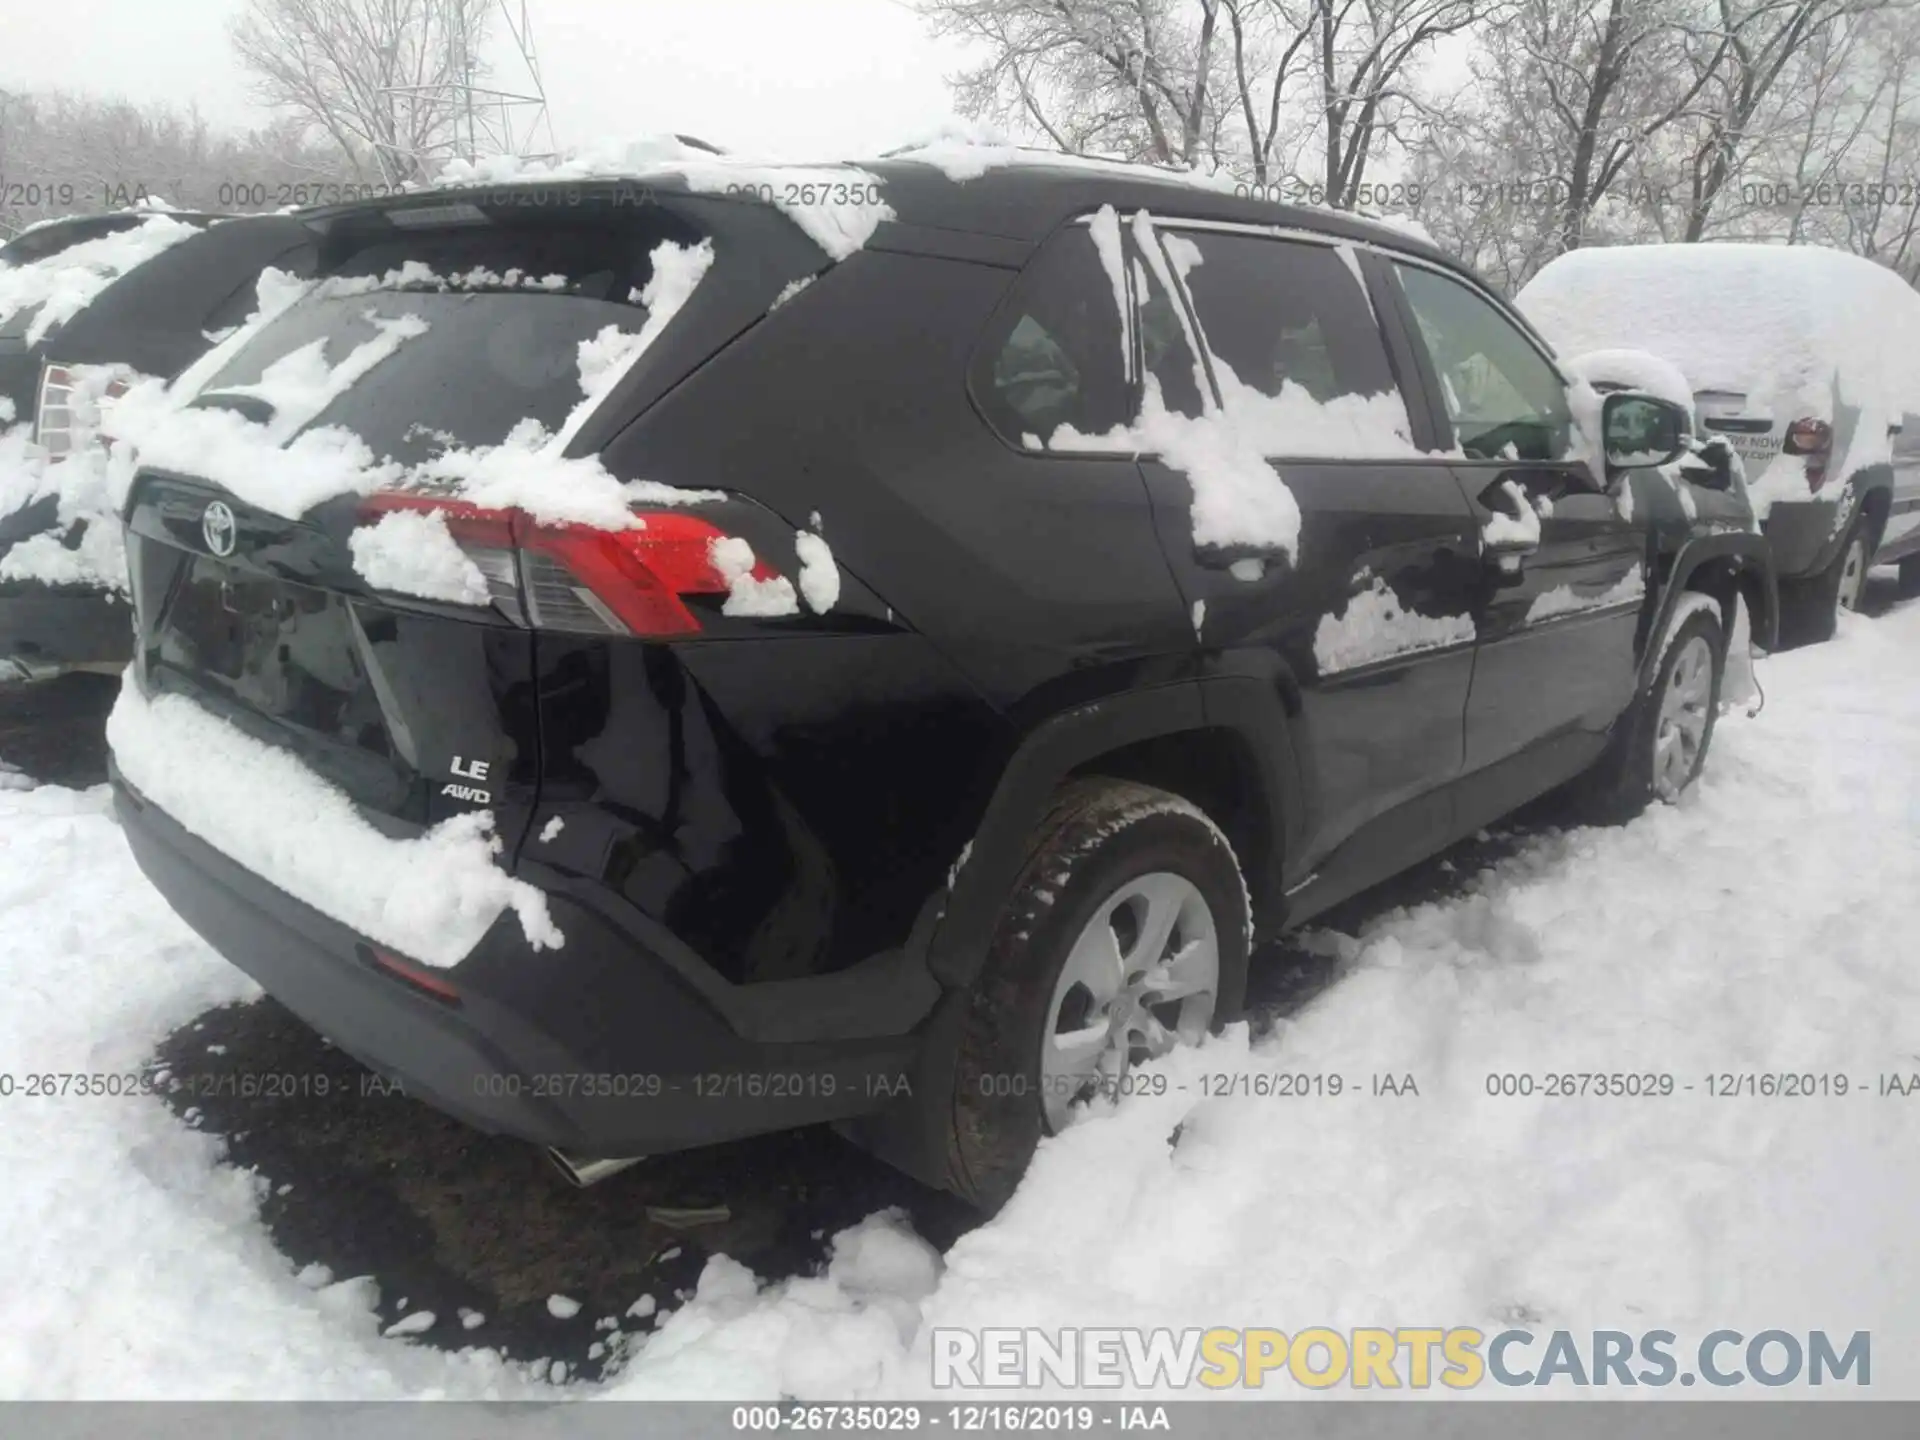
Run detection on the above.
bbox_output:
[1762,498,1844,580]
[0,583,130,680]
[112,767,921,1156]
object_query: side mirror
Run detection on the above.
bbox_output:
[1602,391,1689,471]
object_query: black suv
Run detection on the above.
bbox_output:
[106,161,1774,1209]
[1,212,317,682]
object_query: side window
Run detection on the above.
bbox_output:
[1168,231,1399,408]
[1394,263,1572,461]
[971,228,1128,445]
[1135,255,1206,419]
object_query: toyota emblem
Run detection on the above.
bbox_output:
[201,501,237,558]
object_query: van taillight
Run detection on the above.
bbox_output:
[33,362,129,460]
[357,494,780,636]
[1783,417,1832,490]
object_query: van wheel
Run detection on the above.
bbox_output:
[1581,606,1724,822]
[1778,513,1870,646]
[944,779,1249,1213]
[1898,557,1920,600]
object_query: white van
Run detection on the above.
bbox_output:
[1519,242,1920,642]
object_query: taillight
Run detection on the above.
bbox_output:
[358,493,779,636]
[33,362,130,461]
[32,363,74,457]
[1783,416,1832,490]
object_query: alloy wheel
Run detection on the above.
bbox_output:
[1040,871,1218,1132]
[1652,634,1714,801]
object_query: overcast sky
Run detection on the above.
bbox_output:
[0,0,972,158]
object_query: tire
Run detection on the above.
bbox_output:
[1899,557,1920,600]
[1580,605,1725,822]
[1778,510,1871,647]
[944,778,1250,1212]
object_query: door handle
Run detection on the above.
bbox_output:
[1196,544,1289,574]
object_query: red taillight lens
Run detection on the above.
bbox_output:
[1784,416,1833,490]
[357,494,778,637]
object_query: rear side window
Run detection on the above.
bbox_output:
[1395,262,1571,461]
[971,228,1128,444]
[1168,231,1397,406]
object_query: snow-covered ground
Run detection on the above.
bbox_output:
[1,599,1917,1398]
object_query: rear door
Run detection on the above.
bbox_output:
[1131,221,1480,877]
[1387,259,1646,774]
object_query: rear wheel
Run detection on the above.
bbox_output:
[945,779,1249,1212]
[1778,512,1871,646]
[1580,605,1725,821]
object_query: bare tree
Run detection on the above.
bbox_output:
[920,0,1230,167]
[1302,0,1496,208]
[1670,0,1866,240]
[229,0,494,185]
[0,87,354,238]
[1221,0,1316,181]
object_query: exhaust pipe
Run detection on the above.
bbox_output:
[546,1148,645,1188]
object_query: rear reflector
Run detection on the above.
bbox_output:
[364,944,462,1003]
[1783,416,1833,490]
[358,493,780,636]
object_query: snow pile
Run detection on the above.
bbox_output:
[1314,575,1475,674]
[0,782,554,1398]
[711,536,799,617]
[0,213,201,345]
[106,680,563,967]
[601,1211,942,1399]
[1481,479,1543,549]
[436,139,895,262]
[794,529,840,613]
[1519,243,1920,511]
[1525,563,1645,624]
[347,508,490,606]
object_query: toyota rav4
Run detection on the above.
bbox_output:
[103,150,1775,1210]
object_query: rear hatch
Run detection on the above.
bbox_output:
[1695,388,1779,470]
[119,187,815,860]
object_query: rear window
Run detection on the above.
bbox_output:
[192,212,705,456]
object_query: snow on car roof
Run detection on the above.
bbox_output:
[1518,242,1920,419]
[0,212,205,346]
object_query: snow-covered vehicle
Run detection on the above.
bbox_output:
[1518,242,1920,644]
[0,211,316,682]
[103,147,1772,1211]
